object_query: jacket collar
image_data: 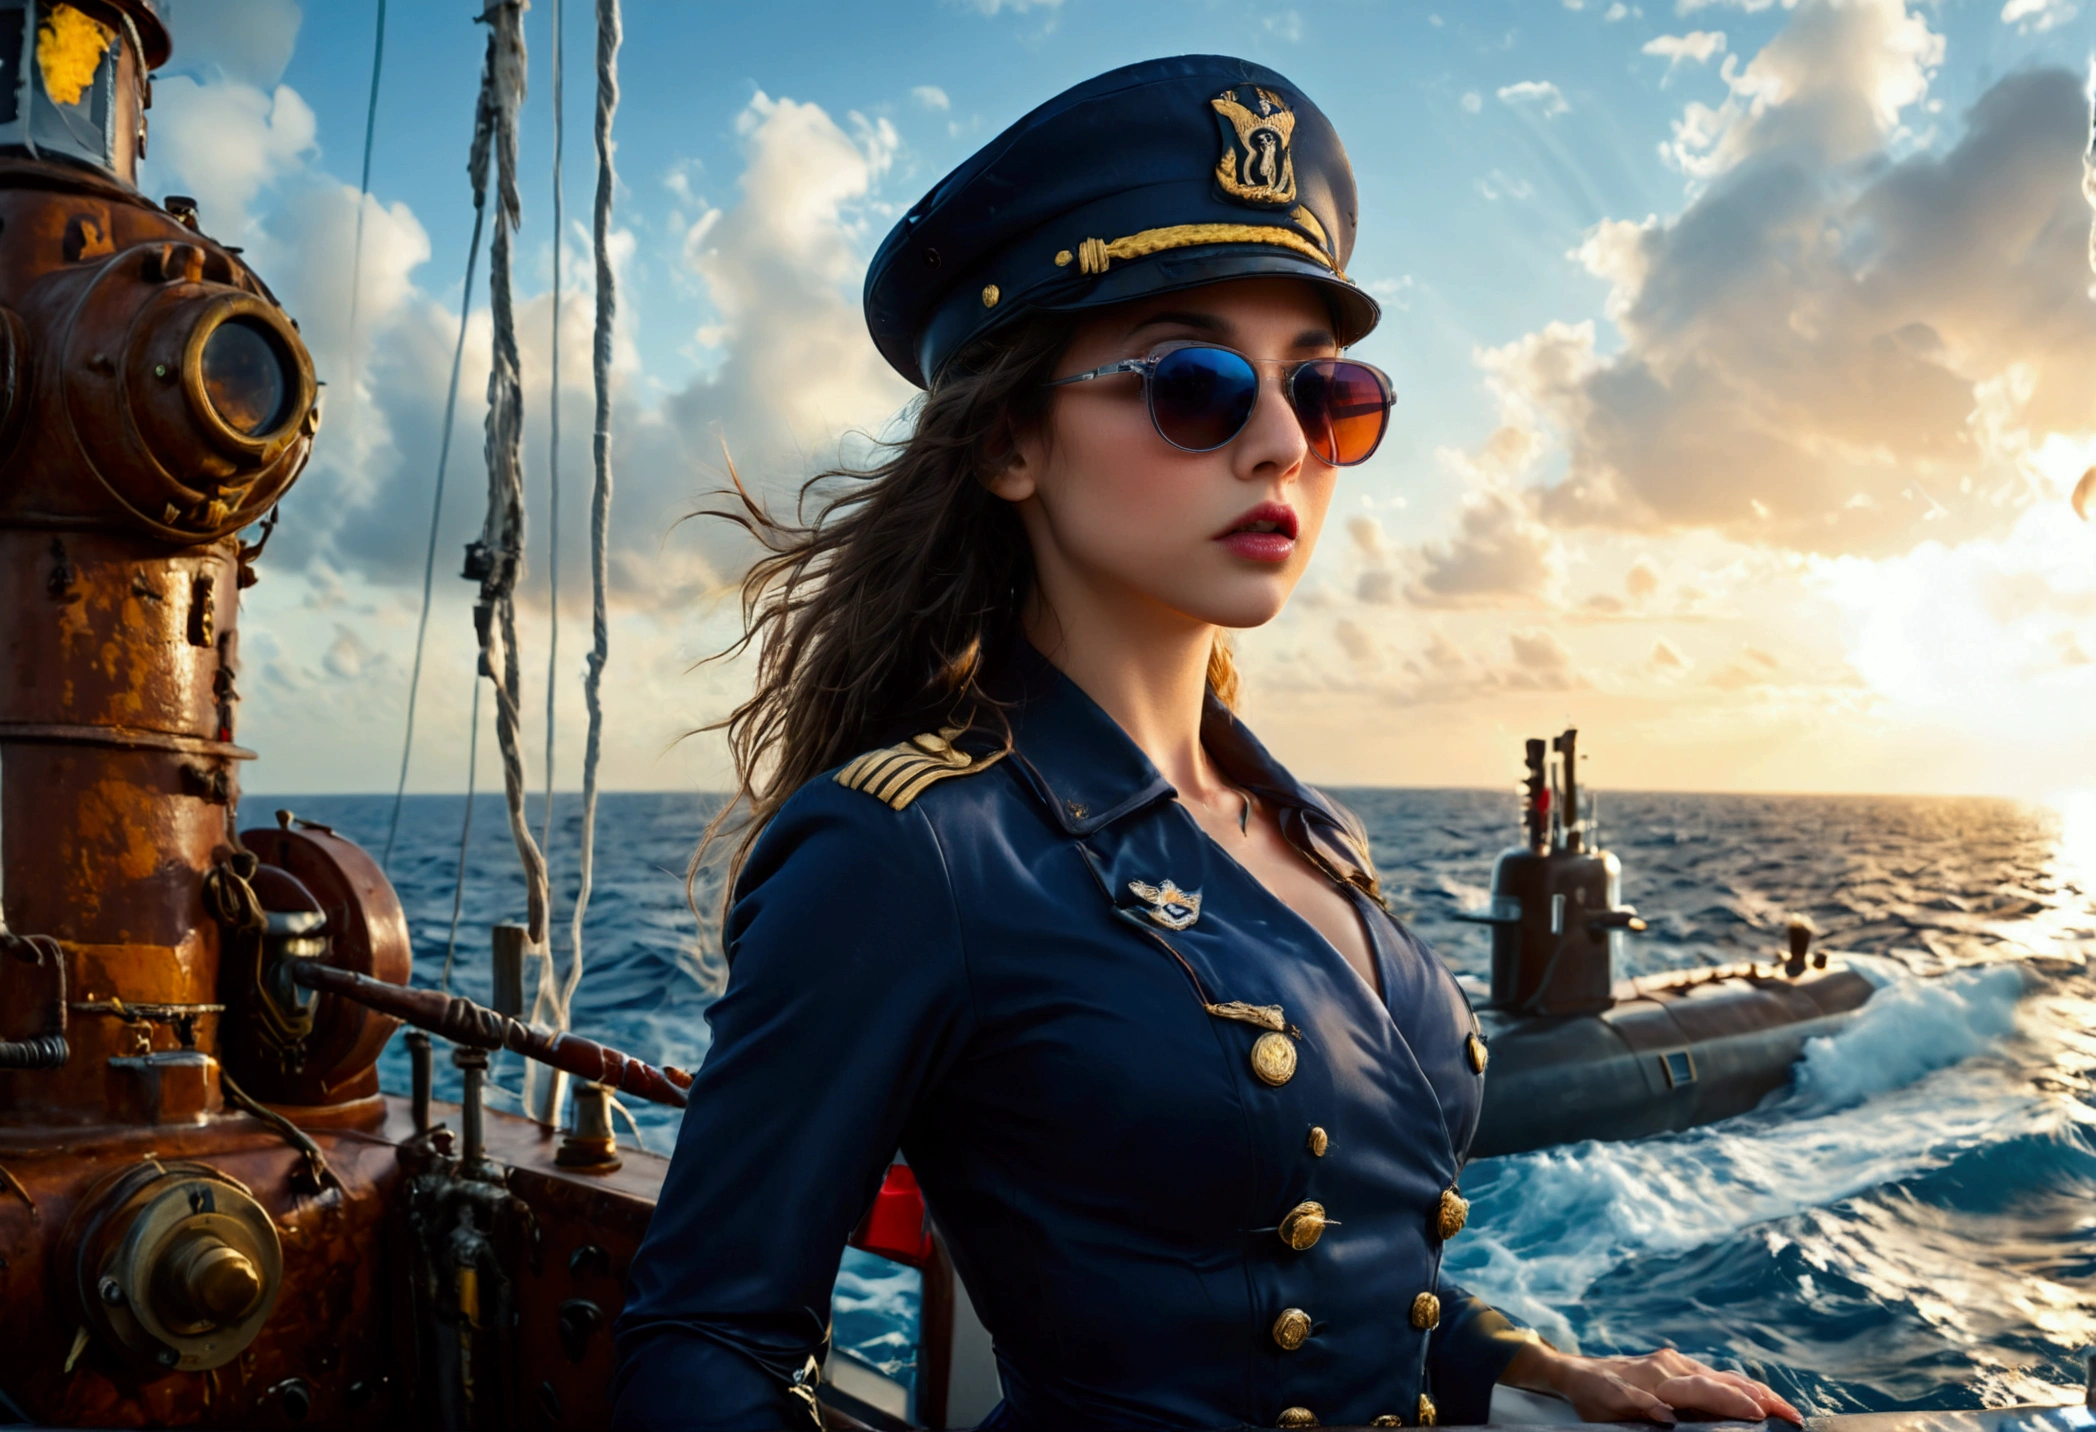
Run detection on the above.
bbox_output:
[988,643,1374,891]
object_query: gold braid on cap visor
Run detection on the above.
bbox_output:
[1054,223,1348,280]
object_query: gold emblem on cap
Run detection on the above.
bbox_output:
[1250,1030,1296,1086]
[1271,1307,1311,1351]
[1277,1200,1329,1251]
[1436,1187,1469,1241]
[1277,1410,1319,1428]
[981,284,1000,308]
[1466,1030,1489,1073]
[1211,86,1298,206]
[1129,878,1200,931]
[1410,1291,1441,1330]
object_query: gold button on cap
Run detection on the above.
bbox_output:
[1271,1306,1311,1351]
[1251,1031,1297,1086]
[1466,1031,1488,1073]
[1306,1125,1328,1157]
[1419,1393,1439,1426]
[1277,1200,1328,1251]
[1410,1291,1441,1330]
[1436,1187,1469,1241]
[1276,1409,1319,1428]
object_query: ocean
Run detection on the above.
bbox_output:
[252,786,2096,1415]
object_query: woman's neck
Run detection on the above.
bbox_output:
[1023,584,1228,802]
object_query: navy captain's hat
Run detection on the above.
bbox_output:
[865,55,1379,390]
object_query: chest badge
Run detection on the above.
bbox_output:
[1210,85,1298,207]
[1129,878,1201,931]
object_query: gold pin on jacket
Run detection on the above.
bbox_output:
[834,728,1007,811]
[1129,878,1200,930]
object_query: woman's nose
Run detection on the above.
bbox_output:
[1233,369,1310,480]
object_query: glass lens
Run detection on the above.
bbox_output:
[1148,346,1259,453]
[201,319,289,436]
[1292,360,1392,466]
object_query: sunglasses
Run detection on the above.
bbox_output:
[1044,344,1395,467]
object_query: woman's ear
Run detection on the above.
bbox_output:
[983,421,1040,503]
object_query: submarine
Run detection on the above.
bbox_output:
[1465,730,1880,1159]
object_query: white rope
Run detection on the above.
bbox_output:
[467,0,553,1040]
[558,0,619,1039]
[541,0,564,861]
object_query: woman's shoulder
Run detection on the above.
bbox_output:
[744,727,1023,883]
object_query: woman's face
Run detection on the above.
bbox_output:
[993,278,1345,634]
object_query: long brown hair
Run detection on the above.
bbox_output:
[692,311,1243,916]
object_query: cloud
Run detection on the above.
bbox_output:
[142,78,317,241]
[2000,0,2077,32]
[911,85,951,111]
[159,0,302,87]
[1505,627,1587,689]
[1497,80,1571,118]
[1461,92,1483,114]
[1472,4,2094,559]
[1641,31,1727,76]
[1626,557,1661,600]
[1651,637,1691,669]
[952,0,1061,11]
[1408,485,1564,607]
[1334,618,1380,665]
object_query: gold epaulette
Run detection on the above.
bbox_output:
[833,728,1007,811]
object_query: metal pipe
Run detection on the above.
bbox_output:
[454,1045,488,1168]
[406,1029,432,1134]
[290,961,691,1109]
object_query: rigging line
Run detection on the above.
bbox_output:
[440,678,484,995]
[542,0,564,865]
[560,0,620,1038]
[344,0,389,351]
[381,38,502,872]
[470,0,558,1117]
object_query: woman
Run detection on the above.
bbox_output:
[616,56,1804,1432]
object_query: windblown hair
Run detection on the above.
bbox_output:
[692,312,1242,918]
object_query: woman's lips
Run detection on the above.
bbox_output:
[1216,501,1299,563]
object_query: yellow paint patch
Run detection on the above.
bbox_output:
[38,4,112,108]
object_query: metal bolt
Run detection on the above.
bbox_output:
[156,1346,179,1367]
[154,362,168,378]
[97,1275,125,1306]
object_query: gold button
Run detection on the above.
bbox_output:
[1306,1125,1328,1157]
[1436,1187,1469,1241]
[981,284,1001,308]
[1410,1291,1441,1330]
[1270,1306,1311,1351]
[1419,1393,1439,1426]
[1250,1031,1297,1086]
[1277,1200,1328,1251]
[1466,1031,1488,1073]
[1369,1418,1403,1428]
[1276,1409,1319,1428]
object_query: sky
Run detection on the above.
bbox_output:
[143,0,2096,800]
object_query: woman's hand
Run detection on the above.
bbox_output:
[1502,1339,1805,1425]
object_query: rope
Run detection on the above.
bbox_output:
[542,0,564,861]
[469,1,555,1102]
[559,0,619,1039]
[440,678,483,995]
[381,32,499,872]
[344,0,389,351]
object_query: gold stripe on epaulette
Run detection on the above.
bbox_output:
[833,728,1008,811]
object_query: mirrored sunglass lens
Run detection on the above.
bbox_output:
[1293,360,1391,466]
[1150,347,1258,452]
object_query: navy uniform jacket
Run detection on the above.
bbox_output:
[615,651,1536,1430]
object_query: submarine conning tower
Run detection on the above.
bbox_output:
[0,4,415,1419]
[1472,728,1647,1016]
